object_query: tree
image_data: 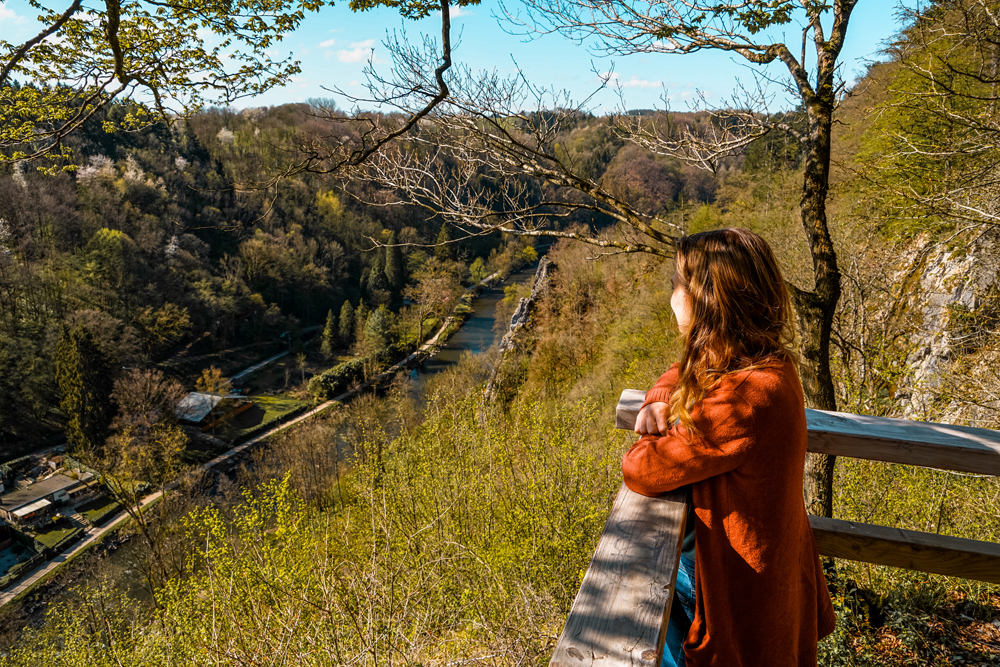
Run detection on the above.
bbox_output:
[434,223,453,261]
[0,0,322,169]
[367,248,389,304]
[384,231,404,291]
[96,368,188,596]
[344,0,857,518]
[862,0,1000,235]
[321,309,336,359]
[403,257,464,343]
[195,365,231,427]
[296,352,308,384]
[470,256,488,284]
[111,368,186,432]
[364,304,396,354]
[355,302,371,341]
[196,365,231,398]
[339,300,356,346]
[55,326,115,453]
[135,303,192,356]
[1,0,478,176]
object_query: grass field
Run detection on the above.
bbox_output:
[77,496,121,525]
[216,395,308,441]
[32,522,82,550]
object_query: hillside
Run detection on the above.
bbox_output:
[3,0,1000,663]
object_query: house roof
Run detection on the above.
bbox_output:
[12,498,51,518]
[0,473,86,512]
[174,392,224,423]
[174,392,245,424]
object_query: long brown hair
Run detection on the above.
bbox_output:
[669,228,796,432]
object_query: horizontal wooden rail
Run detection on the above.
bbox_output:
[810,516,1000,584]
[549,485,688,667]
[616,389,1000,475]
[615,389,1000,582]
[553,390,1000,667]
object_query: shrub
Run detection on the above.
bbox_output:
[308,357,368,400]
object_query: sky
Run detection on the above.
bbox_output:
[1,0,922,113]
[248,0,922,112]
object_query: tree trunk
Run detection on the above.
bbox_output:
[795,82,842,519]
[791,287,838,518]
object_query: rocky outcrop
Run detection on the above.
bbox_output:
[497,256,553,352]
[484,257,554,399]
[895,229,1000,424]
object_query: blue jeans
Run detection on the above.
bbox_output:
[661,555,696,667]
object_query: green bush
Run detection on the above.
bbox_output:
[308,357,368,401]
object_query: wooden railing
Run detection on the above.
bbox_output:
[549,390,1000,667]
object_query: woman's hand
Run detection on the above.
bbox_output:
[634,402,670,435]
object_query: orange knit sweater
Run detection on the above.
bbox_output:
[622,360,836,667]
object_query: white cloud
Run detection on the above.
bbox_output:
[337,39,377,63]
[450,6,472,17]
[619,77,661,89]
[600,72,661,89]
[0,6,24,23]
[348,80,360,86]
[319,38,336,48]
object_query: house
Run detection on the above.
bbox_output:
[174,392,253,431]
[0,472,94,528]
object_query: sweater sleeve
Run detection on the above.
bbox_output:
[622,382,756,496]
[641,363,680,408]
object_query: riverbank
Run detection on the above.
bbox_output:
[0,257,539,615]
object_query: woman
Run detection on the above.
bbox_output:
[624,228,836,667]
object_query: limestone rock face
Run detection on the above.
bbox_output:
[485,257,554,400]
[895,229,1000,425]
[498,256,553,353]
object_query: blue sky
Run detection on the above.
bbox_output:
[250,0,921,112]
[1,0,920,113]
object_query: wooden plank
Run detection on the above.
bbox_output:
[550,484,688,667]
[805,409,1000,475]
[811,516,1000,584]
[615,390,1000,475]
[615,390,648,430]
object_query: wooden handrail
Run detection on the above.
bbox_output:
[614,389,1000,582]
[552,391,1000,667]
[549,485,689,667]
[809,516,1000,584]
[616,389,1000,475]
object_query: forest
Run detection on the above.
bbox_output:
[1,0,1000,664]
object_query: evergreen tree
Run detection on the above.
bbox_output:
[321,309,336,359]
[384,231,403,291]
[364,305,396,355]
[434,223,453,261]
[338,301,355,345]
[354,302,371,343]
[367,251,388,295]
[56,327,115,453]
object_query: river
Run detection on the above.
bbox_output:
[1,261,543,627]
[0,261,543,628]
[407,262,538,396]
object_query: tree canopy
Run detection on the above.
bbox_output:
[0,0,327,168]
